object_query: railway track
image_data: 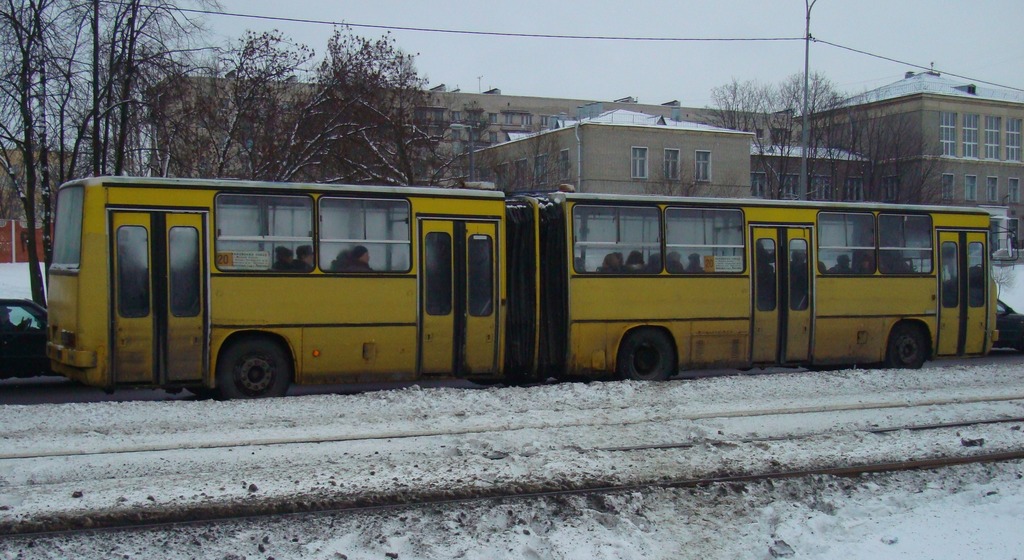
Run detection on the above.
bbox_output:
[2,404,1023,537]
[2,430,1023,541]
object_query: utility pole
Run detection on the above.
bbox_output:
[799,0,817,200]
[92,0,100,176]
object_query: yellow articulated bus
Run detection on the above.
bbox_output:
[506,192,998,381]
[47,177,507,398]
[47,177,998,397]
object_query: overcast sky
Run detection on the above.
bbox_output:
[210,0,1023,107]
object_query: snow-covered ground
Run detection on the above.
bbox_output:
[2,263,1024,559]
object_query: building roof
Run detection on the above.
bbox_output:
[753,144,865,161]
[845,71,1024,106]
[555,109,748,135]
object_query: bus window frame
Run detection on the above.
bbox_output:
[572,204,661,274]
[213,192,314,273]
[878,213,934,275]
[817,211,876,275]
[318,195,412,274]
[664,206,745,274]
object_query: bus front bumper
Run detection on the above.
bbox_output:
[47,342,97,368]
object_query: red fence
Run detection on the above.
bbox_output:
[0,220,46,263]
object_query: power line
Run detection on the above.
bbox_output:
[167,5,1022,94]
[815,38,1024,93]
[174,6,802,43]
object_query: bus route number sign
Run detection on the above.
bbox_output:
[216,251,271,270]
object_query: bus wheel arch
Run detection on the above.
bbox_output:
[616,327,677,381]
[215,332,294,399]
[884,320,930,369]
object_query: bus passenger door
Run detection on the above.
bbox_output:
[751,226,812,364]
[937,231,988,356]
[419,219,499,376]
[111,211,207,385]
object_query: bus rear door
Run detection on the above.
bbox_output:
[751,226,813,364]
[111,210,207,385]
[419,219,499,377]
[936,230,988,356]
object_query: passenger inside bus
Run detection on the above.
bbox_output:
[334,245,373,272]
[855,252,876,274]
[828,254,852,274]
[295,245,314,272]
[272,246,295,271]
[665,251,684,273]
[644,254,662,273]
[598,252,623,273]
[685,253,703,273]
[625,251,645,271]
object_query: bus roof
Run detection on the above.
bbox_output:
[541,191,993,217]
[61,176,506,200]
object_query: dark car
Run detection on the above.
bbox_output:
[0,298,50,378]
[995,299,1024,352]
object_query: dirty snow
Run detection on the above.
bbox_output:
[1,263,1024,559]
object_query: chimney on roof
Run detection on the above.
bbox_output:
[905,71,916,79]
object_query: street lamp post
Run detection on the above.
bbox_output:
[799,0,817,200]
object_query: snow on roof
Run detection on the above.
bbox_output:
[846,71,1024,106]
[557,108,748,135]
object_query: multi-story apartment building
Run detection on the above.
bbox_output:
[475,109,752,196]
[802,71,1023,239]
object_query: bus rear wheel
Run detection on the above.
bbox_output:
[617,329,676,381]
[216,338,292,399]
[884,323,927,369]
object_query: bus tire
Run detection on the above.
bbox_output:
[884,323,927,369]
[216,337,292,399]
[617,329,676,381]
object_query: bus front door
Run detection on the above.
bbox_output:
[419,219,499,377]
[937,230,989,356]
[111,211,207,386]
[751,226,813,365]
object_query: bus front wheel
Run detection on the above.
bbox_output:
[617,329,676,381]
[216,338,292,399]
[884,323,927,369]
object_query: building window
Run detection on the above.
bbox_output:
[1008,118,1022,161]
[489,113,497,124]
[514,159,528,190]
[844,177,864,201]
[965,175,977,201]
[504,113,514,125]
[1010,177,1020,204]
[540,115,549,127]
[488,131,498,143]
[941,173,954,201]
[496,162,509,190]
[523,114,533,126]
[782,174,799,199]
[985,116,1001,159]
[811,175,832,200]
[940,111,957,156]
[963,114,979,158]
[664,149,680,180]
[751,172,768,198]
[559,149,570,181]
[987,176,999,202]
[451,110,461,123]
[534,154,549,186]
[694,150,711,182]
[631,147,648,179]
[882,176,899,202]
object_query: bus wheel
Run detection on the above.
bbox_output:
[216,338,292,399]
[884,323,927,369]
[617,329,676,381]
